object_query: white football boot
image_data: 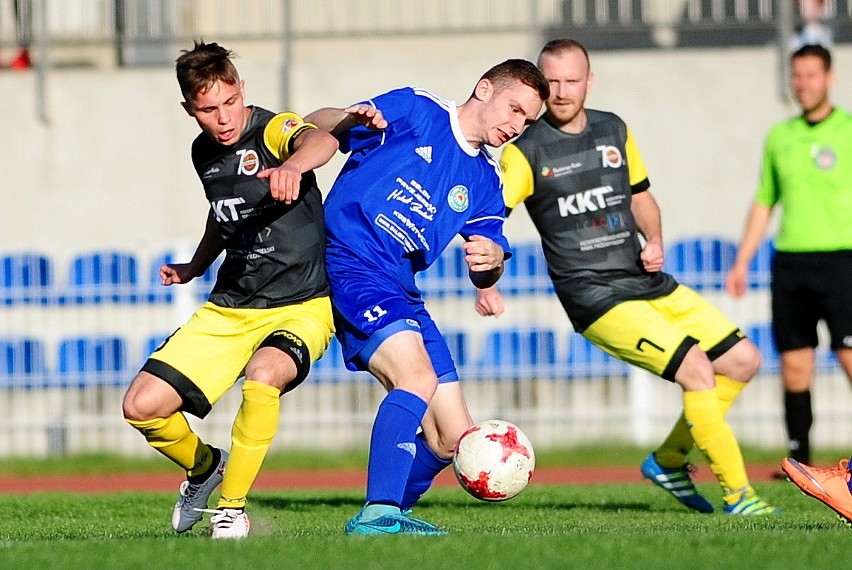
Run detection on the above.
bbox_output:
[171,447,228,532]
[210,508,250,539]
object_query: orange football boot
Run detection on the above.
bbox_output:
[781,457,852,524]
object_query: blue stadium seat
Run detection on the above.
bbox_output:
[147,251,222,303]
[747,239,775,290]
[144,333,171,356]
[565,334,629,379]
[0,253,53,305]
[746,322,840,374]
[476,329,557,380]
[667,237,737,291]
[138,332,173,370]
[416,244,467,298]
[57,336,128,387]
[745,323,779,375]
[145,252,175,303]
[443,329,471,376]
[0,338,47,388]
[62,251,140,304]
[309,336,347,383]
[194,255,223,302]
[502,242,552,296]
[816,348,840,373]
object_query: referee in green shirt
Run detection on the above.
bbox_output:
[726,44,852,468]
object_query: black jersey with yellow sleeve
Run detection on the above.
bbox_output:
[500,109,677,331]
[190,106,329,309]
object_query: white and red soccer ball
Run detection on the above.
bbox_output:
[452,419,535,501]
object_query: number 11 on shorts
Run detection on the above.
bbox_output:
[363,305,387,322]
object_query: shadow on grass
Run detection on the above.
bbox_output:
[252,490,654,515]
[543,501,652,513]
[252,495,364,511]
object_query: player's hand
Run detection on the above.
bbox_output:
[160,263,194,286]
[725,266,748,298]
[464,235,504,272]
[640,240,664,273]
[344,104,388,130]
[257,163,302,203]
[475,286,505,317]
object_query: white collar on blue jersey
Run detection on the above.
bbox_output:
[448,101,479,157]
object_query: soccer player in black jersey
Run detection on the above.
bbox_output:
[483,39,778,515]
[121,42,358,539]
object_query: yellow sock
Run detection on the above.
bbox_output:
[218,380,281,510]
[653,414,692,469]
[715,375,747,415]
[653,375,748,468]
[683,388,750,502]
[126,413,213,475]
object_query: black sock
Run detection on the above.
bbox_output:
[187,445,221,484]
[784,390,813,464]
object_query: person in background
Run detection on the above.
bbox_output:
[726,44,852,471]
[795,0,833,49]
[486,38,778,515]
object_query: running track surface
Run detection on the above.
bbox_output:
[0,464,783,495]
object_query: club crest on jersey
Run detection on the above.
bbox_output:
[282,118,300,134]
[236,149,260,175]
[448,185,469,212]
[813,146,836,170]
[596,145,623,169]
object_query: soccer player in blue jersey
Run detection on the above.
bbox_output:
[306,59,549,535]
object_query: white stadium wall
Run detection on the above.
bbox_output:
[1,38,850,456]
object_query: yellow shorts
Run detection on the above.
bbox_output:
[582,285,744,381]
[142,296,334,417]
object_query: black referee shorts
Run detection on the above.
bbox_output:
[771,250,852,352]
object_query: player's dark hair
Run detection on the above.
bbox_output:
[481,59,550,101]
[791,43,832,70]
[176,41,241,103]
[538,38,590,68]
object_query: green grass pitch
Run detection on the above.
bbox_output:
[0,480,848,569]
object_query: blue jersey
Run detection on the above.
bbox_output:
[324,87,511,274]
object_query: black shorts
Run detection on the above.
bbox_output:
[771,250,852,351]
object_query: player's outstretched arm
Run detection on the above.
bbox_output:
[257,128,339,203]
[161,211,224,286]
[305,105,387,137]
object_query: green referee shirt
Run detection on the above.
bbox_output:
[756,108,852,252]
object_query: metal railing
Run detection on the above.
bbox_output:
[1,0,560,46]
[3,1,850,50]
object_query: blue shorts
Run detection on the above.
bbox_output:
[326,249,459,383]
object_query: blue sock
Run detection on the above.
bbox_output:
[400,432,452,510]
[365,389,428,507]
[360,503,400,522]
[848,456,852,495]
